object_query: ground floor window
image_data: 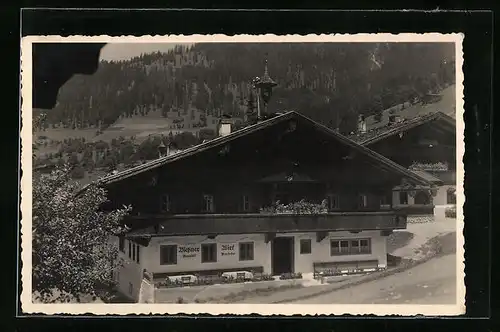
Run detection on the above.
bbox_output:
[160,245,177,265]
[331,238,371,256]
[239,242,254,261]
[300,239,312,254]
[201,243,217,263]
[119,236,125,253]
[447,187,456,204]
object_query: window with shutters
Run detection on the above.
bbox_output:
[201,243,217,263]
[330,239,371,256]
[300,239,312,254]
[239,242,254,261]
[160,245,177,265]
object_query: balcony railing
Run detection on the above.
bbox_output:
[126,210,413,237]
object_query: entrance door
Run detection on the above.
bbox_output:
[271,237,294,275]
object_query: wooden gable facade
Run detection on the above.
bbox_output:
[93,112,433,237]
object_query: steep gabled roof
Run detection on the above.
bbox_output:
[410,170,444,185]
[349,111,456,146]
[87,111,433,189]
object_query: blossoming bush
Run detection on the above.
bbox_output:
[32,165,131,303]
[409,161,449,171]
[260,199,329,214]
[445,205,456,218]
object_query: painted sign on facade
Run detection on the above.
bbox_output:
[178,245,200,258]
[221,244,236,257]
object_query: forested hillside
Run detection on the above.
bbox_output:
[36,42,455,135]
[33,42,456,182]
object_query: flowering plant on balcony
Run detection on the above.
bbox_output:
[409,161,449,171]
[260,199,328,215]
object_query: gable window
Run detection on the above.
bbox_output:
[380,192,390,206]
[118,236,125,253]
[327,194,340,210]
[160,245,177,265]
[358,194,368,208]
[300,239,312,254]
[202,194,215,213]
[242,195,250,212]
[239,242,254,261]
[160,194,171,212]
[201,243,217,263]
[399,191,409,205]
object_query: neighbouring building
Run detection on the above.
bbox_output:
[93,111,434,301]
[349,110,456,219]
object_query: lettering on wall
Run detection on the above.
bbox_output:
[221,244,236,257]
[178,246,200,258]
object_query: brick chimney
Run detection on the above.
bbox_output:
[217,114,233,137]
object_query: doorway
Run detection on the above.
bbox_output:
[271,237,294,275]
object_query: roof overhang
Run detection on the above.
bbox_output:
[353,112,456,146]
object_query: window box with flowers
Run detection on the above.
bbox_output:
[260,199,329,215]
[409,161,449,172]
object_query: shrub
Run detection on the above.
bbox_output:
[176,297,185,304]
[445,206,456,218]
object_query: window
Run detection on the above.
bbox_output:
[380,193,390,206]
[300,239,312,254]
[160,245,177,265]
[160,194,171,212]
[201,243,217,263]
[128,241,132,259]
[340,240,350,254]
[242,195,250,212]
[399,191,408,205]
[447,187,456,204]
[131,243,136,261]
[360,239,371,254]
[327,194,339,210]
[128,282,133,295]
[202,194,215,213]
[118,236,125,252]
[136,245,140,264]
[358,194,368,208]
[239,242,254,261]
[331,239,371,256]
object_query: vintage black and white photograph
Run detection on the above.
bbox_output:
[21,34,464,315]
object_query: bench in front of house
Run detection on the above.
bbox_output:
[313,260,380,278]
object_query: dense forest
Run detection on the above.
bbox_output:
[36,42,455,134]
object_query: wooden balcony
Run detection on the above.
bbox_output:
[125,210,412,237]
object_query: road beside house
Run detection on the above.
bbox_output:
[228,219,457,304]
